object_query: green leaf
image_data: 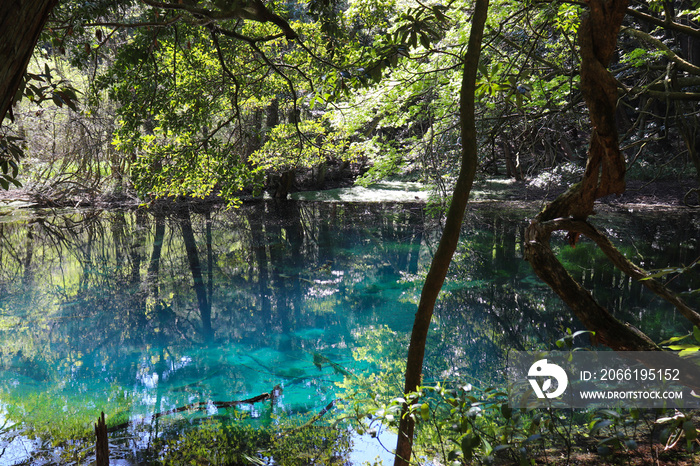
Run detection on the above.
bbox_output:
[13,86,24,106]
[420,403,430,421]
[590,419,612,434]
[597,445,612,456]
[683,420,697,441]
[461,434,480,460]
[57,91,78,111]
[52,93,64,108]
[660,333,692,345]
[501,404,513,420]
[679,347,700,357]
[667,344,700,351]
[433,9,447,22]
[481,437,492,455]
[419,33,430,50]
[369,65,382,82]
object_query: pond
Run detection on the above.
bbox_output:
[0,199,698,464]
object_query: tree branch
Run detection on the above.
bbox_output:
[622,26,700,76]
[138,0,297,39]
[80,16,183,29]
[525,218,660,351]
[105,387,280,433]
[626,6,700,39]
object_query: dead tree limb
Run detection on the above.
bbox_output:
[106,387,280,433]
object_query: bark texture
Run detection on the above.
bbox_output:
[0,0,57,124]
[394,1,489,464]
[578,0,628,206]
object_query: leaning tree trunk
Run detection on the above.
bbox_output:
[524,0,700,355]
[394,1,489,464]
[523,0,658,350]
[0,0,57,124]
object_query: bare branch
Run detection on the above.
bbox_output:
[81,16,183,28]
[209,29,242,129]
[626,6,700,39]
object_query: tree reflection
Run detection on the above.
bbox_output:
[178,205,212,337]
[0,202,696,460]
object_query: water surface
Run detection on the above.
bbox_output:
[0,200,697,463]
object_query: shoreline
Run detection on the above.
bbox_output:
[0,178,698,211]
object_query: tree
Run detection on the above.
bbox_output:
[0,0,58,190]
[390,0,700,462]
[2,0,321,196]
[394,1,489,464]
[0,0,57,125]
[522,0,700,394]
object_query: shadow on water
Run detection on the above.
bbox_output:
[0,200,697,463]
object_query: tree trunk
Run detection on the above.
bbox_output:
[524,0,700,353]
[394,1,489,464]
[523,0,643,346]
[147,212,166,296]
[0,0,57,124]
[274,169,294,199]
[542,0,629,222]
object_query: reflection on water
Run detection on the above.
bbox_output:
[0,201,698,463]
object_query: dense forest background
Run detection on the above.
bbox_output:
[1,0,699,206]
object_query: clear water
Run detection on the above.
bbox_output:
[0,200,698,464]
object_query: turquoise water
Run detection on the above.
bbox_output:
[0,201,698,464]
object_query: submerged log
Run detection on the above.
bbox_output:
[105,387,280,433]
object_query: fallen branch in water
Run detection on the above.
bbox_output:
[106,386,281,433]
[291,399,336,431]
